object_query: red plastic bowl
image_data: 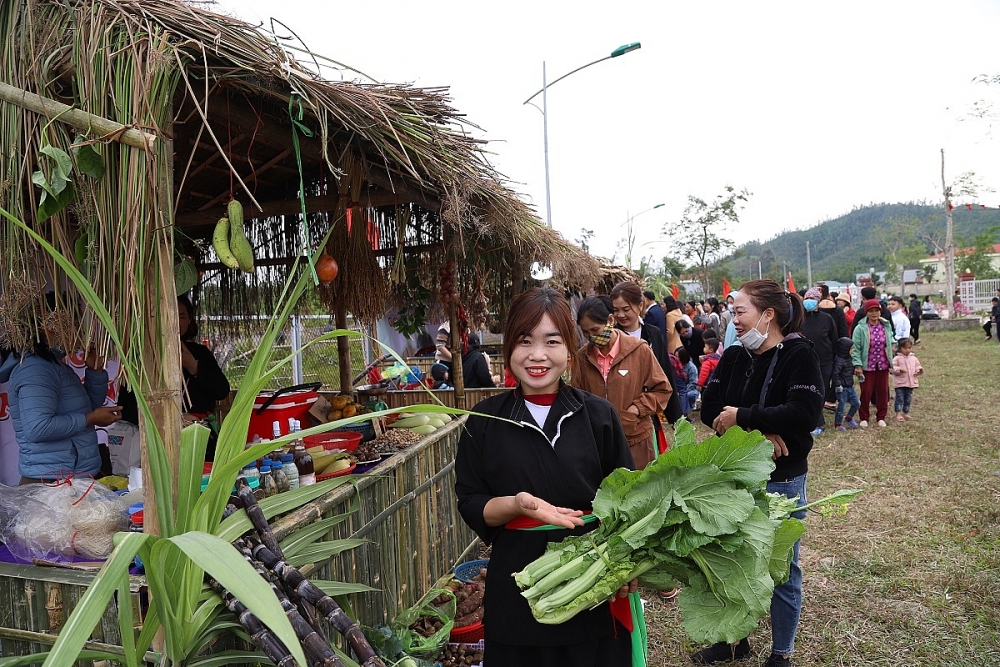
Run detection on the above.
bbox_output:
[304,431,362,451]
[450,621,484,643]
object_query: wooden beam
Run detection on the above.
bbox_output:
[221,102,441,211]
[176,188,436,228]
[0,81,157,150]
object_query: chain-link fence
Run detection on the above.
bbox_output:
[201,315,374,391]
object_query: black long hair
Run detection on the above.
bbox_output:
[738,279,805,335]
[576,295,614,326]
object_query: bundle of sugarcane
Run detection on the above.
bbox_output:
[217,475,386,667]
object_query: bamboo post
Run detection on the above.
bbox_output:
[0,81,156,150]
[336,301,352,392]
[141,127,183,535]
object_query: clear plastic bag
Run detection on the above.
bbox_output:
[0,479,128,562]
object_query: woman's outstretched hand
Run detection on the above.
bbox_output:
[514,491,585,529]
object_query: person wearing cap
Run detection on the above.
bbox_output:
[835,293,855,332]
[851,299,896,427]
[850,286,891,335]
[817,285,848,338]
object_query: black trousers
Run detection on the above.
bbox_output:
[909,316,921,342]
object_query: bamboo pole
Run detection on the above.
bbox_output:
[335,301,352,393]
[0,81,156,150]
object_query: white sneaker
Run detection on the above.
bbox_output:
[859,420,868,428]
[877,419,887,427]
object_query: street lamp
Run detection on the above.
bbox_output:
[524,42,642,227]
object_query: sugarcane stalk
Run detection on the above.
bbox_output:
[245,536,385,667]
[208,578,298,667]
[232,538,344,667]
[235,475,286,559]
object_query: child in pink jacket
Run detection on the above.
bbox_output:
[891,338,923,422]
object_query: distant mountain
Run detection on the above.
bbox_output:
[718,202,1000,284]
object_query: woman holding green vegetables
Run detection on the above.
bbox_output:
[698,279,824,667]
[455,286,637,667]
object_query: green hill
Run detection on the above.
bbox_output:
[718,202,1000,284]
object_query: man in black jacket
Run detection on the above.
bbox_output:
[800,287,838,433]
[908,294,922,344]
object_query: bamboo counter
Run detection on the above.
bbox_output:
[269,416,478,625]
[0,418,476,662]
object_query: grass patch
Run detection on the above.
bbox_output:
[644,330,1000,666]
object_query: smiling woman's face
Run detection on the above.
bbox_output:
[612,296,640,332]
[509,314,569,395]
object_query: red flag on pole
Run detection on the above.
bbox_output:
[721,277,732,296]
[787,272,796,293]
[671,281,680,299]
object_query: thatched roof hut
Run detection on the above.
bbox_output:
[0,0,599,356]
[0,0,606,529]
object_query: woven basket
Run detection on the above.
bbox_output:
[453,559,488,584]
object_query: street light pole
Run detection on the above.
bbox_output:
[542,61,551,228]
[525,42,641,227]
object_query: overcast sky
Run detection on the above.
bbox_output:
[220,0,1000,268]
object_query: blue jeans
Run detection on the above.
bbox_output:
[768,473,807,657]
[835,386,860,425]
[894,387,914,413]
[685,388,700,412]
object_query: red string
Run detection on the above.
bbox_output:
[72,475,97,505]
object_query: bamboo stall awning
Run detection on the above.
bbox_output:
[0,0,601,348]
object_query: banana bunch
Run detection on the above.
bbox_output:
[313,450,355,475]
[212,199,255,273]
[387,412,452,437]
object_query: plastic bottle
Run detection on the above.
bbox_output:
[259,465,277,498]
[280,453,299,490]
[242,462,260,485]
[294,444,316,486]
[272,459,291,494]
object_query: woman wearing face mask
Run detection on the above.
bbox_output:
[798,286,838,433]
[573,295,671,469]
[695,280,824,667]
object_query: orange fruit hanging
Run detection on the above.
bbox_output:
[316,252,339,283]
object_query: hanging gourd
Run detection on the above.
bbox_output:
[316,252,339,284]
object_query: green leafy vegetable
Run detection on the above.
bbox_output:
[513,419,862,644]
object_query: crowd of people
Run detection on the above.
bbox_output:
[451,278,991,667]
[455,280,824,667]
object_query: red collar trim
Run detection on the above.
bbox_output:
[523,392,558,406]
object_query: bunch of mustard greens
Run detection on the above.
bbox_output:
[514,420,860,644]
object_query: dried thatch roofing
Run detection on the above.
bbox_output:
[0,0,599,345]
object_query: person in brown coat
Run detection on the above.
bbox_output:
[573,295,672,469]
[663,295,686,357]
